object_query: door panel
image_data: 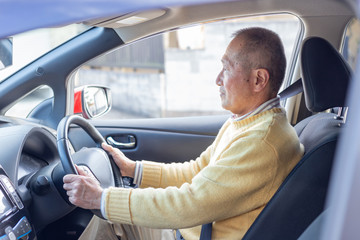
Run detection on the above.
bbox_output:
[68,115,228,164]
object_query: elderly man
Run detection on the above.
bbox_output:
[63,27,304,240]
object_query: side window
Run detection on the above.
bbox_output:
[342,18,360,70]
[5,85,54,118]
[74,14,301,119]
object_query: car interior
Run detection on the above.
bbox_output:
[0,0,357,239]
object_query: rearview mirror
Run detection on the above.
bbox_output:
[0,38,13,70]
[74,85,112,119]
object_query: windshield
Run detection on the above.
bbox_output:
[0,24,89,82]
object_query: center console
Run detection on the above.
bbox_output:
[0,168,33,240]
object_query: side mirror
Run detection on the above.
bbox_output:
[74,85,112,119]
[0,38,13,70]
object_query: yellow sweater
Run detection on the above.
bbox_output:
[104,108,304,239]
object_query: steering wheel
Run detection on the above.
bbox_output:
[56,115,124,197]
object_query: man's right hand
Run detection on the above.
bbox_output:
[101,142,136,178]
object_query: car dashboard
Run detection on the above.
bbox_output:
[0,168,34,240]
[0,116,64,240]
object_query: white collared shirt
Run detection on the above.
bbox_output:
[232,96,281,122]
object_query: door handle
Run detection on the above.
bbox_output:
[106,135,136,149]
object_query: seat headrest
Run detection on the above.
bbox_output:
[300,37,351,112]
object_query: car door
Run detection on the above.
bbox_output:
[69,115,226,164]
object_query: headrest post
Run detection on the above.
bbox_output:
[335,107,343,120]
[335,107,348,126]
[342,107,348,125]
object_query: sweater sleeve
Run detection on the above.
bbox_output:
[139,144,213,188]
[104,137,280,229]
[139,119,231,189]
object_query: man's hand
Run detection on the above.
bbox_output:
[63,165,103,210]
[102,142,136,178]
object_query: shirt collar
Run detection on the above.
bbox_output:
[232,96,281,122]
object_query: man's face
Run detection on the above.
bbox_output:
[216,37,253,115]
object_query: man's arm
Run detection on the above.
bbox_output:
[102,141,213,189]
[139,145,213,189]
[104,139,281,228]
[62,142,212,210]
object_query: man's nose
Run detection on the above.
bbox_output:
[216,70,223,86]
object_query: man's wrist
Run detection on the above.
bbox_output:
[123,160,136,178]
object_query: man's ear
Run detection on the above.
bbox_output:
[252,68,270,93]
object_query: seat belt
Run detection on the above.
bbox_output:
[279,78,303,100]
[198,78,303,240]
[199,223,212,240]
[176,229,184,240]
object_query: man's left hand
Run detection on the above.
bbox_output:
[63,165,103,210]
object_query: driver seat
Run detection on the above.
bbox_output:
[242,36,351,239]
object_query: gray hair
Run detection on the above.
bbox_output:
[232,27,286,95]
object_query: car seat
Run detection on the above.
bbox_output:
[241,36,351,240]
